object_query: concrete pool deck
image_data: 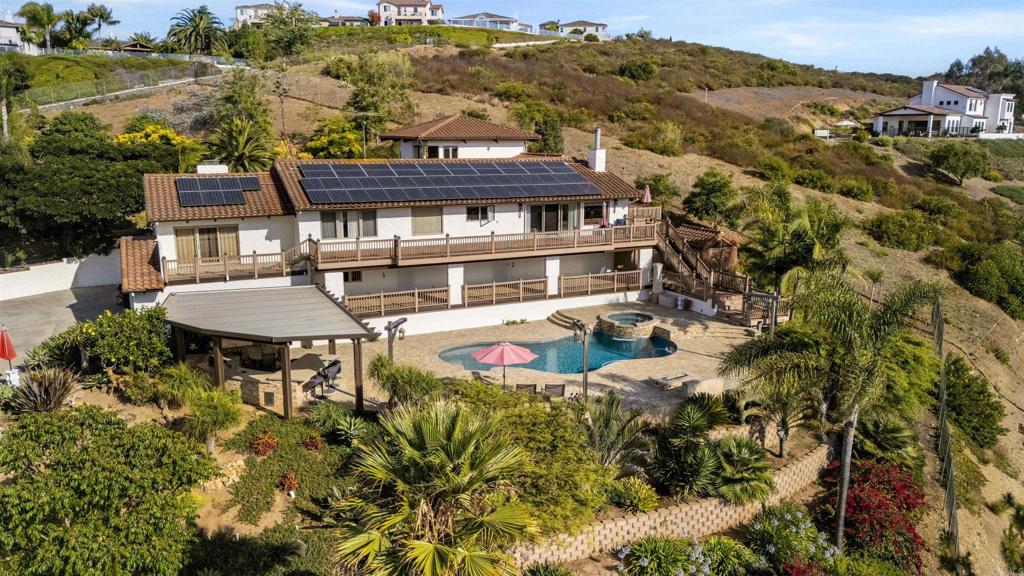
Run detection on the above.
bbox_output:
[309,301,753,416]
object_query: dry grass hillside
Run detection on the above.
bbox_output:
[689,86,902,128]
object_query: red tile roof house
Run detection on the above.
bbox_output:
[376,0,444,26]
[122,117,669,336]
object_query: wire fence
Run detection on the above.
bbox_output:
[4,45,248,67]
[931,301,962,573]
[265,73,350,111]
[16,62,221,107]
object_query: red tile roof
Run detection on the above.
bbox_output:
[119,237,164,293]
[144,172,290,223]
[381,115,540,142]
[674,223,735,248]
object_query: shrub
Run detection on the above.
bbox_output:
[584,33,599,42]
[864,210,935,251]
[617,58,656,82]
[610,101,655,123]
[525,563,575,576]
[611,477,660,513]
[940,241,1024,319]
[89,307,171,373]
[915,196,962,224]
[871,135,895,147]
[746,502,835,567]
[156,363,213,408]
[683,168,738,226]
[944,355,1007,449]
[929,141,990,185]
[493,81,535,102]
[634,173,680,205]
[620,536,708,576]
[702,536,756,576]
[844,555,915,575]
[984,169,1004,182]
[307,401,350,435]
[623,121,686,156]
[793,168,837,193]
[249,430,280,457]
[122,370,157,406]
[754,155,793,182]
[837,177,873,201]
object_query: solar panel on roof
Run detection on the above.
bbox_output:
[175,176,258,207]
[178,189,246,207]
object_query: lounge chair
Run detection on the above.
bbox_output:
[543,384,565,400]
[515,383,537,394]
[648,371,689,390]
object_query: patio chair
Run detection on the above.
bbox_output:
[515,383,537,394]
[321,359,342,388]
[543,384,565,400]
[306,374,326,399]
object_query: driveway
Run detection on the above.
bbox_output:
[0,287,122,367]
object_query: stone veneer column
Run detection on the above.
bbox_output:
[448,263,465,306]
[544,256,560,296]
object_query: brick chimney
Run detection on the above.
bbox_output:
[588,127,606,172]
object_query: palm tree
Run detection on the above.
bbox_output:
[167,5,226,55]
[741,372,811,458]
[206,117,275,172]
[332,401,536,575]
[59,10,94,49]
[573,391,653,477]
[366,354,438,407]
[85,4,119,37]
[184,389,241,453]
[854,411,921,469]
[864,268,884,309]
[649,392,729,498]
[8,368,78,414]
[0,58,28,142]
[156,362,214,408]
[17,2,61,49]
[715,435,775,504]
[128,31,158,45]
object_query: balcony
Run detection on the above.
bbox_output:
[161,242,314,284]
[628,205,662,222]
[343,270,643,317]
[314,224,658,270]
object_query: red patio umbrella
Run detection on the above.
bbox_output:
[641,185,653,205]
[0,324,15,370]
[471,342,538,388]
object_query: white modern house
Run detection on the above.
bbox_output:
[380,115,541,159]
[558,20,608,38]
[872,79,1017,137]
[233,3,274,28]
[0,18,37,54]
[377,0,444,26]
[122,119,665,339]
[449,12,532,33]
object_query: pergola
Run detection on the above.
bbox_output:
[162,285,378,417]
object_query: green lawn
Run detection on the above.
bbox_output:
[992,185,1024,205]
[3,53,194,89]
[314,24,544,49]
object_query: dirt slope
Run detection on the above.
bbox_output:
[687,85,902,128]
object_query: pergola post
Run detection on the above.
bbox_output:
[212,337,225,390]
[280,344,293,418]
[328,339,337,355]
[173,327,186,362]
[353,338,364,413]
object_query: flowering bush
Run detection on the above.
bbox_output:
[745,502,836,568]
[620,536,713,576]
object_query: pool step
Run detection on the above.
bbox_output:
[547,310,576,330]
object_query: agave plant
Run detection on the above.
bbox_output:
[332,400,536,576]
[8,368,79,414]
[715,436,775,504]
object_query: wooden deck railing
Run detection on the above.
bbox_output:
[162,252,294,283]
[743,293,792,323]
[343,287,450,317]
[463,278,548,307]
[560,270,642,297]
[628,205,662,222]
[316,224,657,267]
[713,269,750,294]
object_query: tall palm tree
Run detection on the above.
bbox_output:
[715,436,775,504]
[721,272,942,552]
[332,401,536,575]
[184,389,241,453]
[573,391,653,477]
[59,10,94,48]
[8,368,78,414]
[167,5,226,55]
[128,31,158,45]
[85,3,119,37]
[17,2,61,49]
[206,117,275,172]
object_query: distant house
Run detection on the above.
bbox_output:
[121,41,153,53]
[233,3,274,28]
[872,79,1017,138]
[449,12,530,33]
[320,12,369,27]
[377,0,444,26]
[558,20,608,38]
[380,114,540,159]
[0,19,36,54]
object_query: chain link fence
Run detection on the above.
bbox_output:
[17,62,222,108]
[266,73,350,111]
[932,301,962,574]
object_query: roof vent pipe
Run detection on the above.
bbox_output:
[588,126,606,172]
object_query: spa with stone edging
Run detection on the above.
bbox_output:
[596,312,658,338]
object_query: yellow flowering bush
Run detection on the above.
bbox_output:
[113,125,196,148]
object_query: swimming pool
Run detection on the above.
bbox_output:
[439,332,677,374]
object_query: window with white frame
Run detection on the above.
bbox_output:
[1008,102,1015,114]
[583,203,604,225]
[466,205,493,223]
[320,210,377,239]
[427,145,457,159]
[173,225,239,260]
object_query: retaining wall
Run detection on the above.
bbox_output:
[511,443,829,567]
[0,251,121,301]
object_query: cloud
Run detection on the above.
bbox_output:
[749,18,853,54]
[892,8,1024,38]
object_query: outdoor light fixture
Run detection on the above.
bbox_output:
[398,327,406,340]
[386,318,408,360]
[572,319,592,400]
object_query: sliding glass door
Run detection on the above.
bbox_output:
[528,203,578,233]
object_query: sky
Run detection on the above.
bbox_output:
[2,0,1022,76]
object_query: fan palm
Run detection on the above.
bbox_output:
[740,371,812,458]
[184,389,242,453]
[649,393,729,498]
[573,391,653,477]
[85,4,119,37]
[206,117,275,172]
[332,401,536,576]
[8,368,78,414]
[715,435,775,504]
[16,2,60,49]
[854,411,922,469]
[167,5,227,55]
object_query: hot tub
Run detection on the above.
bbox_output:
[596,311,658,338]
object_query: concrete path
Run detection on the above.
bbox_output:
[0,287,122,366]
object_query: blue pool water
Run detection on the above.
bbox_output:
[607,312,654,326]
[439,332,677,374]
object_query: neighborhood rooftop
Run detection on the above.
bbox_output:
[380,115,540,141]
[451,12,516,21]
[561,20,607,27]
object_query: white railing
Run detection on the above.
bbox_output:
[343,287,450,317]
[463,278,548,307]
[559,270,642,297]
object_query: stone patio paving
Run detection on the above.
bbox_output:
[308,301,753,417]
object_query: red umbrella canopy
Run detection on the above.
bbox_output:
[641,185,653,205]
[470,342,538,366]
[0,324,15,363]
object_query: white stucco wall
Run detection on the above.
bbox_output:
[155,216,297,261]
[0,251,122,300]
[397,140,527,159]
